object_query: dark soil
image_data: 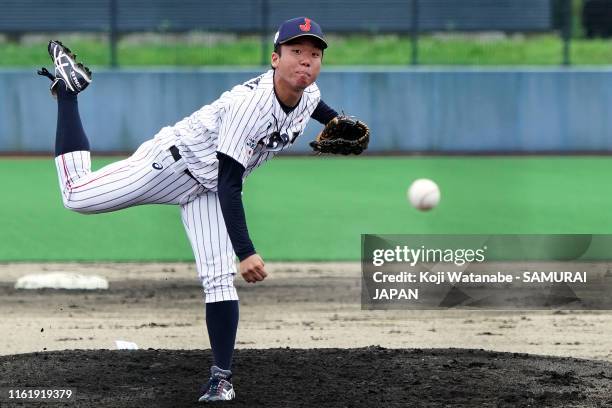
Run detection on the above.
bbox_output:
[1,347,611,407]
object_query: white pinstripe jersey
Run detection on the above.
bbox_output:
[169,70,321,191]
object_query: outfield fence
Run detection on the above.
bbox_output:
[3,68,612,154]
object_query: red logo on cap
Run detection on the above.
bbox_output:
[299,18,311,32]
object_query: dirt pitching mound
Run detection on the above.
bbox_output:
[1,347,610,407]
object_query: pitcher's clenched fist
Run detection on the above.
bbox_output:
[239,254,267,283]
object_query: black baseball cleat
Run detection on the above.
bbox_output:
[198,366,235,402]
[41,40,92,97]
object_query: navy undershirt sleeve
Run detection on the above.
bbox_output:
[311,100,338,124]
[216,152,256,261]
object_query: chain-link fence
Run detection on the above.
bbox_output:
[1,0,610,66]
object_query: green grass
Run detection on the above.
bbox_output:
[3,35,612,67]
[1,156,612,262]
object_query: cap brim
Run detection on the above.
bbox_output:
[278,33,328,49]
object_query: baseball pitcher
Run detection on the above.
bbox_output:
[38,17,369,402]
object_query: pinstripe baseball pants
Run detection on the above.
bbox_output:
[54,134,239,303]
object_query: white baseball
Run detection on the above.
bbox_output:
[407,178,440,211]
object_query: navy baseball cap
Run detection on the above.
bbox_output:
[273,17,328,50]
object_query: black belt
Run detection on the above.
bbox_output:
[169,145,198,182]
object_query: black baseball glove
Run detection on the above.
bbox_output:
[309,115,370,155]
